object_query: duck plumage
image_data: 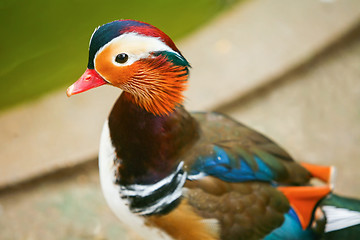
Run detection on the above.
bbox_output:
[67,19,360,240]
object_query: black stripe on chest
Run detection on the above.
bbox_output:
[119,161,187,215]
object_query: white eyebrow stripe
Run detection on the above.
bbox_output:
[93,32,181,68]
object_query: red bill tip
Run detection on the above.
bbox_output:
[67,69,108,97]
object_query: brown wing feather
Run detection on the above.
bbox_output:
[182,112,311,185]
[184,177,289,240]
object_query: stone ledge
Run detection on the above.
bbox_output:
[1,0,360,189]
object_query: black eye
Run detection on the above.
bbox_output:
[115,53,128,64]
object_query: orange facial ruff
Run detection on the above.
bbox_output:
[95,49,188,116]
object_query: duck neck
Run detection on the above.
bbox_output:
[108,91,198,185]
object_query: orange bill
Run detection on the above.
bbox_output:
[67,68,108,97]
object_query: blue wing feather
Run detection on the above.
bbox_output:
[186,112,311,185]
[188,145,275,182]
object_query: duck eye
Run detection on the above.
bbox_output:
[115,53,128,64]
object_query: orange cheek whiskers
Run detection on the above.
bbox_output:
[123,59,188,116]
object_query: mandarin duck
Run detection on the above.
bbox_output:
[67,20,360,240]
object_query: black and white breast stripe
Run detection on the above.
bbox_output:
[99,120,174,239]
[119,161,187,215]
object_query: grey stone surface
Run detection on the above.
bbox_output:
[223,28,360,198]
[0,162,130,240]
[1,0,360,188]
[184,0,360,111]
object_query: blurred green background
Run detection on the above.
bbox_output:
[0,0,237,111]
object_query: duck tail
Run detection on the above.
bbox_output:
[319,193,360,239]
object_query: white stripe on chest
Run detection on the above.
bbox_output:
[98,120,173,240]
[121,161,187,215]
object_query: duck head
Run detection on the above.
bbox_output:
[67,20,190,116]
